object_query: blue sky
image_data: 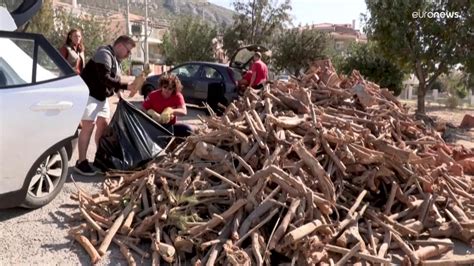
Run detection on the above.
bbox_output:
[208,0,368,29]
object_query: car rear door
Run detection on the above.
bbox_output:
[169,64,201,101]
[0,31,88,195]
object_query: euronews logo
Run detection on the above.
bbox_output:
[412,11,461,19]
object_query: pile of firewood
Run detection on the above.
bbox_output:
[70,60,474,265]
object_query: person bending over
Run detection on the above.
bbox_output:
[75,35,136,176]
[249,51,268,89]
[143,74,192,137]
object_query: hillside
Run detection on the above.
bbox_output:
[72,0,235,27]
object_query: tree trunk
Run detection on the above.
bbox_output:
[414,60,426,114]
[417,81,427,114]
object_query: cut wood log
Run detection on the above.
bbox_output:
[73,233,100,264]
[325,244,391,264]
[187,199,247,236]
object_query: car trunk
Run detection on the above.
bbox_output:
[229,44,269,71]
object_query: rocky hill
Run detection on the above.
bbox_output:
[73,0,235,27]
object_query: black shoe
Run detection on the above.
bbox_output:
[74,160,98,176]
[92,160,106,174]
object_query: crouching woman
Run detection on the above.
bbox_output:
[143,74,192,137]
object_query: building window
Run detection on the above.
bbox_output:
[335,41,344,51]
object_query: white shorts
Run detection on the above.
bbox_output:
[81,96,110,121]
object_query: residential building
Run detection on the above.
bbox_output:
[311,20,367,55]
[128,14,169,65]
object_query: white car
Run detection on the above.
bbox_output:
[0,2,88,208]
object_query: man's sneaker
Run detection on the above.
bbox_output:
[92,160,105,175]
[74,160,98,176]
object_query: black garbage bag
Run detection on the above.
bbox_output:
[94,99,172,171]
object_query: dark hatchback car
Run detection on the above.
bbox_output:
[141,45,268,109]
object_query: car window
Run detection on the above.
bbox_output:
[36,46,64,82]
[0,35,65,88]
[201,66,223,80]
[170,64,200,78]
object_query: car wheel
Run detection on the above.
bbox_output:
[142,84,155,99]
[22,147,68,208]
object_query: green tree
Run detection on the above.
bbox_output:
[26,0,55,35]
[273,27,328,77]
[223,0,292,57]
[340,42,405,96]
[162,16,217,65]
[440,72,469,99]
[323,47,341,73]
[364,0,472,114]
[430,78,445,92]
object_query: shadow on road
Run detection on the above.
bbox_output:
[0,207,33,222]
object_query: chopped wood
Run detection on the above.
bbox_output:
[72,233,100,264]
[68,59,474,265]
[335,241,361,266]
[325,244,391,264]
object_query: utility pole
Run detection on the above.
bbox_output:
[126,0,130,35]
[144,0,149,64]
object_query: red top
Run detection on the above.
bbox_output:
[243,70,253,83]
[143,90,185,125]
[250,60,268,87]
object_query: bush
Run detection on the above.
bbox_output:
[430,79,445,92]
[456,85,468,99]
[445,95,460,109]
[340,42,404,96]
[440,72,469,100]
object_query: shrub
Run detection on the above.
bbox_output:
[340,42,404,96]
[455,85,468,99]
[445,95,459,109]
[430,79,445,92]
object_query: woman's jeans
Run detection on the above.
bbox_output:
[163,123,192,138]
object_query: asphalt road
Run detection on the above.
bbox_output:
[0,93,205,265]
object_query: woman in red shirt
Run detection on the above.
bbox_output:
[59,28,85,74]
[143,74,192,137]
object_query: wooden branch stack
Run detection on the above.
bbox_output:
[70,60,474,265]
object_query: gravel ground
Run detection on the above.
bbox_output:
[0,94,205,265]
